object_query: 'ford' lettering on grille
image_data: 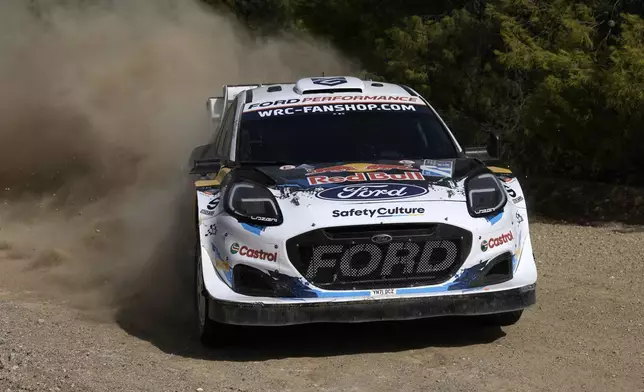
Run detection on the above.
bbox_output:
[316,183,428,201]
[305,241,458,280]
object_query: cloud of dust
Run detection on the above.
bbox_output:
[0,0,352,328]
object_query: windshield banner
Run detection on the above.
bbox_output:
[243,95,427,113]
[244,102,429,119]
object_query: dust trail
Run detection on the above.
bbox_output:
[0,0,352,323]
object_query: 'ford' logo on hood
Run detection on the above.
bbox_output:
[316,183,428,201]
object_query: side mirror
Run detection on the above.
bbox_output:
[486,132,500,159]
[189,144,221,174]
[464,132,501,162]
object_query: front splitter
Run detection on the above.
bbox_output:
[208,284,536,326]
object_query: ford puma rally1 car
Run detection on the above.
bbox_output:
[189,76,536,343]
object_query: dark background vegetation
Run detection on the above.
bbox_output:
[206,0,644,223]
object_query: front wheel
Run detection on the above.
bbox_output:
[194,246,242,347]
[195,251,218,344]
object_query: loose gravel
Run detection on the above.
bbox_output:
[1,222,643,392]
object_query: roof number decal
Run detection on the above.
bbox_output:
[311,77,347,86]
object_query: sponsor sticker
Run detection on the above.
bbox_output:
[200,192,220,216]
[316,183,428,202]
[503,184,524,204]
[420,159,453,178]
[206,194,220,210]
[481,231,514,252]
[249,216,279,223]
[332,206,425,218]
[279,165,297,170]
[229,242,277,262]
[253,103,419,117]
[503,184,517,198]
[516,212,524,224]
[205,224,217,237]
[230,242,240,254]
[244,95,424,111]
[307,171,424,186]
[399,160,416,165]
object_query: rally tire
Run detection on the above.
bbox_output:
[194,241,242,347]
[195,250,217,345]
[478,310,524,326]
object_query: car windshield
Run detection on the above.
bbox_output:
[237,102,458,164]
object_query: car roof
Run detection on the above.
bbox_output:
[245,76,418,105]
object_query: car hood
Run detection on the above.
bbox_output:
[254,158,485,204]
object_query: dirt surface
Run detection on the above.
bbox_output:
[1,222,643,392]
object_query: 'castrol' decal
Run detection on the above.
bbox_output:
[230,242,277,262]
[480,231,514,251]
[316,183,428,202]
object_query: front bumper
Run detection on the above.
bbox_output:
[208,283,536,326]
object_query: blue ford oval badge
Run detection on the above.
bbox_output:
[371,234,393,244]
[316,183,428,201]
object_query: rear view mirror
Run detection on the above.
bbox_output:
[189,144,221,174]
[486,132,500,159]
[464,132,501,162]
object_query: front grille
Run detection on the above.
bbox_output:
[286,223,472,290]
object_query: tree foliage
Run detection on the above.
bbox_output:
[208,0,644,185]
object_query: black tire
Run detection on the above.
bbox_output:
[194,242,242,347]
[478,310,524,326]
[195,250,218,345]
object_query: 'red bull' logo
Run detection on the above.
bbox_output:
[306,162,416,175]
[308,171,424,185]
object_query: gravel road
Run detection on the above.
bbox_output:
[1,221,643,392]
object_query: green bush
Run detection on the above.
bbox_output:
[209,0,644,185]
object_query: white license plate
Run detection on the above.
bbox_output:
[370,288,396,296]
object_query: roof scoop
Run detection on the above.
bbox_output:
[294,76,364,95]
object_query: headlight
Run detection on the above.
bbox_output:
[465,172,507,217]
[224,181,283,225]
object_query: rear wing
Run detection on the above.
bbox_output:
[206,84,260,120]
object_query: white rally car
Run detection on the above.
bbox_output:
[189,76,537,344]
